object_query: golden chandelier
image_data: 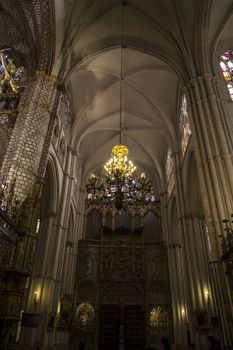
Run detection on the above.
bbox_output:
[86,144,154,210]
[86,1,155,210]
[104,144,136,178]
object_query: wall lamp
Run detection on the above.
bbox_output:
[205,290,210,305]
[34,290,38,310]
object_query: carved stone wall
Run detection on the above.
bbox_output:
[100,240,144,280]
[145,245,170,304]
[74,228,171,347]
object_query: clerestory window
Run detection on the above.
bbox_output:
[179,94,191,156]
[220,49,233,100]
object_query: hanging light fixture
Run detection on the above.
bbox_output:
[86,1,155,210]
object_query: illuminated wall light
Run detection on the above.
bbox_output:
[57,301,61,316]
[181,307,186,320]
[34,290,38,310]
[205,290,210,304]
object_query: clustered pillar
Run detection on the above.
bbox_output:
[1,71,57,204]
[0,71,57,346]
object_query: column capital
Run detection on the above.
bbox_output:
[35,71,57,85]
[27,71,58,86]
[67,146,80,157]
[168,242,182,249]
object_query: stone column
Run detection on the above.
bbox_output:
[181,75,233,346]
[172,149,215,348]
[187,74,233,258]
[0,72,57,346]
[0,71,57,205]
[25,147,78,349]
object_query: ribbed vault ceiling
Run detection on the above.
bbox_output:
[1,0,233,191]
[69,48,179,187]
[54,0,233,190]
[0,0,55,73]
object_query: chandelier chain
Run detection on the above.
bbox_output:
[119,1,125,144]
[86,1,155,211]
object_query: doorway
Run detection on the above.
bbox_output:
[99,304,145,350]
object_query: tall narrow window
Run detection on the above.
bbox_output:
[179,94,191,156]
[220,49,233,100]
[166,148,175,197]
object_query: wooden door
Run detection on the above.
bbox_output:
[124,305,145,350]
[99,304,120,350]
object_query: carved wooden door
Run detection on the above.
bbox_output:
[124,305,145,350]
[99,304,120,350]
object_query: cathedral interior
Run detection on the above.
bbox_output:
[0,0,233,349]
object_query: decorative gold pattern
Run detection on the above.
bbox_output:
[104,144,136,177]
[0,49,24,95]
[75,303,95,330]
[149,306,169,335]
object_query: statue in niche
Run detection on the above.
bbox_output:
[13,237,24,269]
[76,303,95,330]
[59,297,72,325]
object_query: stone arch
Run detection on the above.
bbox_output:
[100,281,144,304]
[32,153,60,275]
[211,4,233,77]
[60,38,189,85]
[77,280,97,303]
[46,152,61,214]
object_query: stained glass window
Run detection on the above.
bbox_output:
[166,148,175,196]
[179,94,191,156]
[219,49,233,100]
[149,306,169,335]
